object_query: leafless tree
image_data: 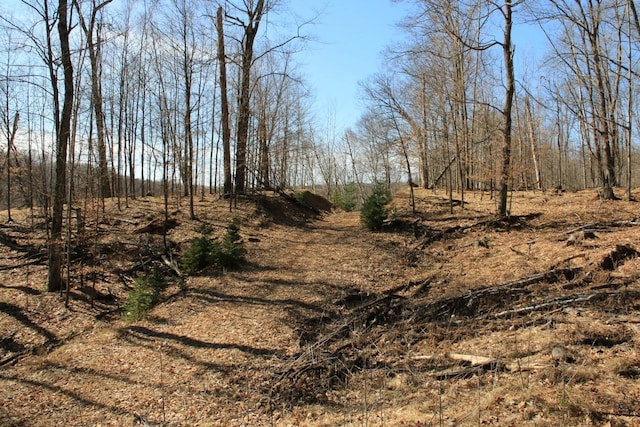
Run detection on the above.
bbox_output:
[216,5,233,196]
[48,0,74,292]
[75,0,113,203]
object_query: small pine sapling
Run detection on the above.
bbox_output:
[217,218,245,269]
[181,223,217,274]
[360,181,392,231]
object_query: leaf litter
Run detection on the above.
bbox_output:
[0,188,639,426]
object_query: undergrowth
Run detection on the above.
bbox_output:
[360,181,392,230]
[123,269,168,321]
[182,219,245,274]
[330,183,359,212]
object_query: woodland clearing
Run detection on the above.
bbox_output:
[0,187,639,426]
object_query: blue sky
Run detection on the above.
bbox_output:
[287,0,410,132]
[285,1,546,134]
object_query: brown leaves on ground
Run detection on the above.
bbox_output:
[0,188,639,426]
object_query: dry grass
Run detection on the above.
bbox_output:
[0,187,639,426]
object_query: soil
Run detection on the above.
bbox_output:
[0,188,639,426]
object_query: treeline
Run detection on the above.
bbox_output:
[2,1,639,214]
[350,1,640,204]
[1,1,640,290]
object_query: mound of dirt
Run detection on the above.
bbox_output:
[296,190,333,213]
[253,191,332,226]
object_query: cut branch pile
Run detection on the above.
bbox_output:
[271,243,640,404]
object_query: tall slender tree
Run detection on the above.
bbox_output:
[231,0,265,194]
[74,0,113,202]
[497,0,517,217]
[48,0,74,292]
[216,5,232,196]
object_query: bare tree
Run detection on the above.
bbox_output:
[74,0,113,203]
[497,0,517,217]
[536,0,627,199]
[3,113,19,224]
[228,0,266,194]
[48,0,74,292]
[216,5,232,196]
[0,31,21,223]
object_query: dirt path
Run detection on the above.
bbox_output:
[2,189,640,426]
[0,210,421,426]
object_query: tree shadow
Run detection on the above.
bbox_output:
[122,325,283,358]
[0,284,41,296]
[118,329,239,373]
[0,302,56,342]
[0,372,134,419]
[187,287,326,314]
[41,361,156,388]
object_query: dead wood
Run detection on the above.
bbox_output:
[271,293,401,402]
[510,240,536,256]
[505,360,548,372]
[564,219,640,236]
[493,290,640,318]
[162,255,183,277]
[432,360,505,380]
[416,213,542,248]
[446,352,496,366]
[417,267,581,320]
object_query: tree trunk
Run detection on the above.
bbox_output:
[525,96,542,190]
[498,2,515,218]
[75,0,113,201]
[234,0,265,194]
[5,113,19,223]
[48,0,73,293]
[181,7,195,219]
[258,114,270,189]
[216,7,232,196]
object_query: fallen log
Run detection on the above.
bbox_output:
[446,352,496,367]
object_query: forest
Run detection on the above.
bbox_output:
[1,0,639,215]
[1,0,640,425]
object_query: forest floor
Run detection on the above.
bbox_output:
[0,187,639,426]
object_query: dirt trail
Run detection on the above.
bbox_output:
[0,209,419,426]
[2,189,640,426]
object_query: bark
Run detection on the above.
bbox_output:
[5,113,19,223]
[180,2,195,219]
[75,0,113,200]
[258,113,270,188]
[216,7,232,196]
[498,2,515,218]
[234,0,265,194]
[48,0,73,292]
[525,96,542,190]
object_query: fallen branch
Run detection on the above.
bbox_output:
[505,361,548,372]
[162,255,183,277]
[510,241,536,256]
[494,290,639,318]
[446,352,496,367]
